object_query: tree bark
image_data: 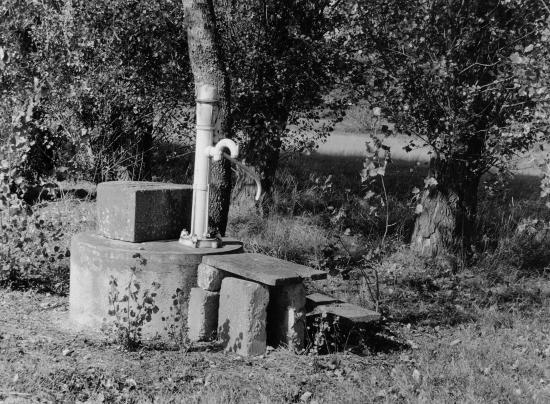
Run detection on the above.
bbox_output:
[411,157,481,258]
[183,0,232,236]
[133,115,153,180]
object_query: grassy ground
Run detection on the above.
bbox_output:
[1,152,550,403]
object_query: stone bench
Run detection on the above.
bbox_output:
[202,253,327,285]
[187,253,327,356]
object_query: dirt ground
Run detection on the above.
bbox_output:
[0,290,398,403]
[1,282,549,403]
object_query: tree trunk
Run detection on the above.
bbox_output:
[133,117,153,181]
[183,0,232,236]
[411,157,481,258]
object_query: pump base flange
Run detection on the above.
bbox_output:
[179,236,223,249]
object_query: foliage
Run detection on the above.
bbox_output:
[161,287,190,348]
[106,253,160,351]
[0,165,72,295]
[346,0,550,173]
[1,0,193,185]
[332,0,550,254]
[0,208,71,293]
[0,132,31,208]
[306,312,346,354]
[306,311,377,355]
[216,0,348,195]
[480,216,550,275]
[1,0,350,201]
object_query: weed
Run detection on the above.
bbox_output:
[306,312,348,354]
[162,287,191,349]
[105,253,160,351]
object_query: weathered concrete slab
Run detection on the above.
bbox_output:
[267,283,306,350]
[218,278,269,356]
[307,302,381,324]
[187,288,219,341]
[203,253,326,286]
[197,263,225,291]
[306,293,342,311]
[97,181,192,242]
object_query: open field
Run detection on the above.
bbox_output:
[317,129,547,176]
[1,144,550,402]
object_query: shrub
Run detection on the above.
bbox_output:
[0,207,71,294]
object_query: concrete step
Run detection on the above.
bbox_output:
[307,302,381,324]
[202,253,327,286]
[306,293,342,311]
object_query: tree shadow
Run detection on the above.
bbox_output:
[362,329,410,354]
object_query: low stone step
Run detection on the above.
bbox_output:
[202,253,327,286]
[306,293,342,311]
[307,302,381,324]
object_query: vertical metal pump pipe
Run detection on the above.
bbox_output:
[181,84,260,248]
[188,84,218,241]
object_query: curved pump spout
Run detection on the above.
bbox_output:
[206,139,238,162]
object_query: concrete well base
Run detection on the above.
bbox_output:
[69,232,242,341]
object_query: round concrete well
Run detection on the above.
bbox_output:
[69,232,242,341]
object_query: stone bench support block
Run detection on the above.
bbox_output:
[267,283,306,350]
[97,181,192,242]
[197,263,225,291]
[218,278,269,356]
[187,288,220,341]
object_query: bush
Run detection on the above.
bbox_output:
[0,193,94,294]
[0,208,70,293]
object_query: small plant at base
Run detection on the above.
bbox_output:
[358,108,393,311]
[161,287,191,350]
[106,253,160,351]
[306,313,348,355]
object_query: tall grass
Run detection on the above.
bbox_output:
[228,151,549,314]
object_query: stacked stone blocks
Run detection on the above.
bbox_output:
[187,253,327,356]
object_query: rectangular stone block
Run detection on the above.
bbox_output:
[267,283,306,350]
[197,263,225,291]
[97,181,192,242]
[187,288,219,342]
[218,278,269,356]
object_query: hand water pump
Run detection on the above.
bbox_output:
[179,84,261,248]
